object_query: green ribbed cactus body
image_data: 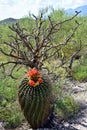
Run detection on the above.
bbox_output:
[18,75,52,128]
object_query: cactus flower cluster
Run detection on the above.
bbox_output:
[27,68,43,87]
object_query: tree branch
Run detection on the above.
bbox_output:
[0,11,82,78]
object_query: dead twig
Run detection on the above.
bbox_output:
[0,11,82,78]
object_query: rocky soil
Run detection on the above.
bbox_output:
[60,78,87,130]
[0,78,87,130]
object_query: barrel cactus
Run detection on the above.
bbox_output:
[18,68,53,129]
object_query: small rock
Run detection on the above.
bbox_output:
[64,122,69,127]
[0,122,5,130]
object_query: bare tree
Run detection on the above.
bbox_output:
[0,11,82,79]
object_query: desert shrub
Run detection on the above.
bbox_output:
[54,95,78,120]
[0,102,24,128]
[72,55,87,82]
[0,68,25,127]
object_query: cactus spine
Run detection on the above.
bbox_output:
[18,68,52,129]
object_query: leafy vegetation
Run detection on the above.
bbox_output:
[0,102,24,128]
[72,55,87,81]
[0,68,25,127]
[54,95,79,120]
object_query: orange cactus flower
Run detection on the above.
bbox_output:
[38,78,43,83]
[27,69,43,87]
[29,80,35,86]
[27,69,40,77]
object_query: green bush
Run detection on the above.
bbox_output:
[54,95,79,120]
[0,102,24,128]
[72,56,87,82]
[0,68,26,127]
